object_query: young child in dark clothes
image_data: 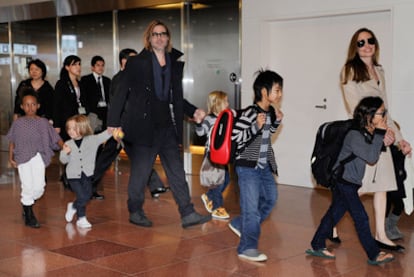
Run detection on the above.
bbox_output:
[7,88,63,228]
[306,96,394,265]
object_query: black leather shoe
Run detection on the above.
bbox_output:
[375,240,405,252]
[91,192,105,200]
[151,187,170,198]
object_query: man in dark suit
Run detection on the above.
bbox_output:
[81,55,111,132]
[81,55,111,199]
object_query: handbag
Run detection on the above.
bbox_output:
[200,153,225,188]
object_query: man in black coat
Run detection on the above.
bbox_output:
[92,48,171,199]
[108,20,210,228]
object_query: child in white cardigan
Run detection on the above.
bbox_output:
[60,114,115,228]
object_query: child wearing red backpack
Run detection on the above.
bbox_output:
[196,90,231,220]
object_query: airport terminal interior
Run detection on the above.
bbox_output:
[1,0,414,276]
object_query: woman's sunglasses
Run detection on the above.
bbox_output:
[357,37,376,48]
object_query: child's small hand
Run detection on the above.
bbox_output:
[256,113,266,129]
[112,128,125,141]
[193,108,206,124]
[63,144,71,154]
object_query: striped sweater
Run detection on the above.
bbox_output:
[232,104,281,174]
[195,113,217,148]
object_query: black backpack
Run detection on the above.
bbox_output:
[310,119,356,188]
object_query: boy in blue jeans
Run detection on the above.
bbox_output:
[229,70,284,262]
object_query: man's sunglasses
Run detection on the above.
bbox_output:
[357,37,376,48]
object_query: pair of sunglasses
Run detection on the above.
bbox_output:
[357,37,375,48]
[375,109,388,117]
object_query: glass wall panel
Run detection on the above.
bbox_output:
[0,23,11,149]
[187,0,240,146]
[61,12,114,78]
[187,0,240,110]
[118,8,181,61]
[11,18,58,93]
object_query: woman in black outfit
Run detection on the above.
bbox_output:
[53,55,85,141]
[53,55,85,190]
[14,59,54,122]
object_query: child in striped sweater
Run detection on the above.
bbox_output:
[196,90,231,220]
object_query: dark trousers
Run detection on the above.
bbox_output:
[311,182,380,260]
[93,137,164,193]
[68,172,92,218]
[124,126,194,217]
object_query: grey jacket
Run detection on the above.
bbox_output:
[60,131,111,178]
[335,128,386,186]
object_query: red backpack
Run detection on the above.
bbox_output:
[209,109,235,165]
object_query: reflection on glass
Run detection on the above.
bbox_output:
[61,12,114,76]
[0,23,11,139]
[61,35,78,60]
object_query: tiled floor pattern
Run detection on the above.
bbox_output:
[0,151,414,276]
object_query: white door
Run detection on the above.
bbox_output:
[267,11,391,187]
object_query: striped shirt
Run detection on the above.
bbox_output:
[231,104,281,174]
[195,114,217,149]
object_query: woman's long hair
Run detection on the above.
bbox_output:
[342,28,380,85]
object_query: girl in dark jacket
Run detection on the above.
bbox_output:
[306,96,395,265]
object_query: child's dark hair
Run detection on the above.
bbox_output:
[253,69,283,103]
[353,96,384,129]
[21,87,39,103]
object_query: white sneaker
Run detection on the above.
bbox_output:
[238,249,268,262]
[228,222,241,237]
[65,202,76,222]
[76,217,92,229]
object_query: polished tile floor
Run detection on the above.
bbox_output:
[0,150,414,276]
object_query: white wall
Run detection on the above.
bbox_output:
[242,0,414,187]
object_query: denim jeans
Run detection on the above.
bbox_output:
[68,172,92,218]
[206,169,230,210]
[233,165,277,254]
[311,182,380,260]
